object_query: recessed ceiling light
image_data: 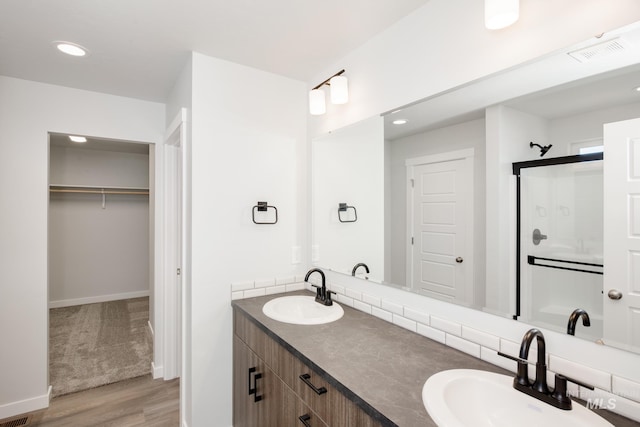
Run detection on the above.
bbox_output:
[392,119,408,125]
[635,86,640,92]
[69,135,87,143]
[54,41,88,57]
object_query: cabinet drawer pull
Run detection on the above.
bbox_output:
[299,373,327,395]
[248,367,263,402]
[298,414,312,427]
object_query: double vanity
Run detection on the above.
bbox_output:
[232,286,635,426]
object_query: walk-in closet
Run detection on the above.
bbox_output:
[48,133,153,397]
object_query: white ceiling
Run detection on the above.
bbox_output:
[0,0,429,103]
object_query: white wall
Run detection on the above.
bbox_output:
[0,76,164,419]
[312,116,384,279]
[49,145,150,307]
[387,119,486,302]
[189,52,306,426]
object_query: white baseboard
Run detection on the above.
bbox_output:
[48,290,150,308]
[151,361,163,379]
[0,388,50,420]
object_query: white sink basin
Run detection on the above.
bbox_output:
[422,369,613,427]
[262,295,344,325]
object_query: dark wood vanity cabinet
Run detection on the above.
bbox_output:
[233,308,382,427]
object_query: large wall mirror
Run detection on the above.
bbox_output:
[312,22,640,353]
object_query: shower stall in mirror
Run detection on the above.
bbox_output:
[513,152,603,340]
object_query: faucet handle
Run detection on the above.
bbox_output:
[311,284,323,300]
[551,374,594,410]
[324,290,336,306]
[497,351,531,387]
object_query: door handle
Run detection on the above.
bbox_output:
[456,257,463,263]
[248,367,263,402]
[608,289,623,300]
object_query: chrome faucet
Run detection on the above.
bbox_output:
[498,328,594,410]
[351,263,370,276]
[304,268,335,306]
[567,308,591,336]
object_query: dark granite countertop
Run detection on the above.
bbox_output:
[232,290,638,427]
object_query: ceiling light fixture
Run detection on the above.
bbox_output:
[54,41,88,57]
[392,119,408,125]
[485,0,519,30]
[309,70,348,115]
[69,135,87,143]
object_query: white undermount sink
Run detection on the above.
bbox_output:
[422,369,613,427]
[262,295,344,325]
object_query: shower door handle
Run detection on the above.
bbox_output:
[608,289,623,300]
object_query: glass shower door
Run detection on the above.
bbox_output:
[516,156,603,340]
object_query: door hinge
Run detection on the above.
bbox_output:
[410,178,415,188]
[177,268,181,276]
[411,237,414,245]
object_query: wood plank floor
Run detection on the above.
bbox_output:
[23,375,179,427]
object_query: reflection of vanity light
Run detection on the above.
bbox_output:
[485,0,519,30]
[392,119,408,125]
[68,135,87,143]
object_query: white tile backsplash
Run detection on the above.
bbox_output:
[353,300,372,314]
[392,314,417,332]
[549,355,611,392]
[381,300,403,315]
[403,307,430,325]
[265,285,287,295]
[362,293,381,307]
[276,276,296,286]
[613,376,640,404]
[416,323,446,344]
[446,334,481,358]
[285,283,305,292]
[231,281,254,292]
[336,294,354,307]
[345,288,362,301]
[462,326,499,350]
[371,306,393,323]
[254,278,276,288]
[431,316,462,336]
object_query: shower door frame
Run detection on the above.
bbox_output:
[511,152,603,320]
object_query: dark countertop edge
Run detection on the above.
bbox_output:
[232,301,397,427]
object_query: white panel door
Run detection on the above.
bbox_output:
[409,158,472,303]
[603,117,640,351]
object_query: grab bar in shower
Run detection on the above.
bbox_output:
[527,255,603,275]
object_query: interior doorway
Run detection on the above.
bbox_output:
[48,133,153,396]
[406,149,474,305]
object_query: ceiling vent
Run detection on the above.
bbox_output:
[567,37,630,63]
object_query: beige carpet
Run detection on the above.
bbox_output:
[49,297,152,397]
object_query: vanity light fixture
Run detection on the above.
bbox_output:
[309,70,348,115]
[485,0,519,30]
[392,119,408,125]
[68,135,87,143]
[54,41,89,57]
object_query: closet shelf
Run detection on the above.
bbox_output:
[49,184,149,195]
